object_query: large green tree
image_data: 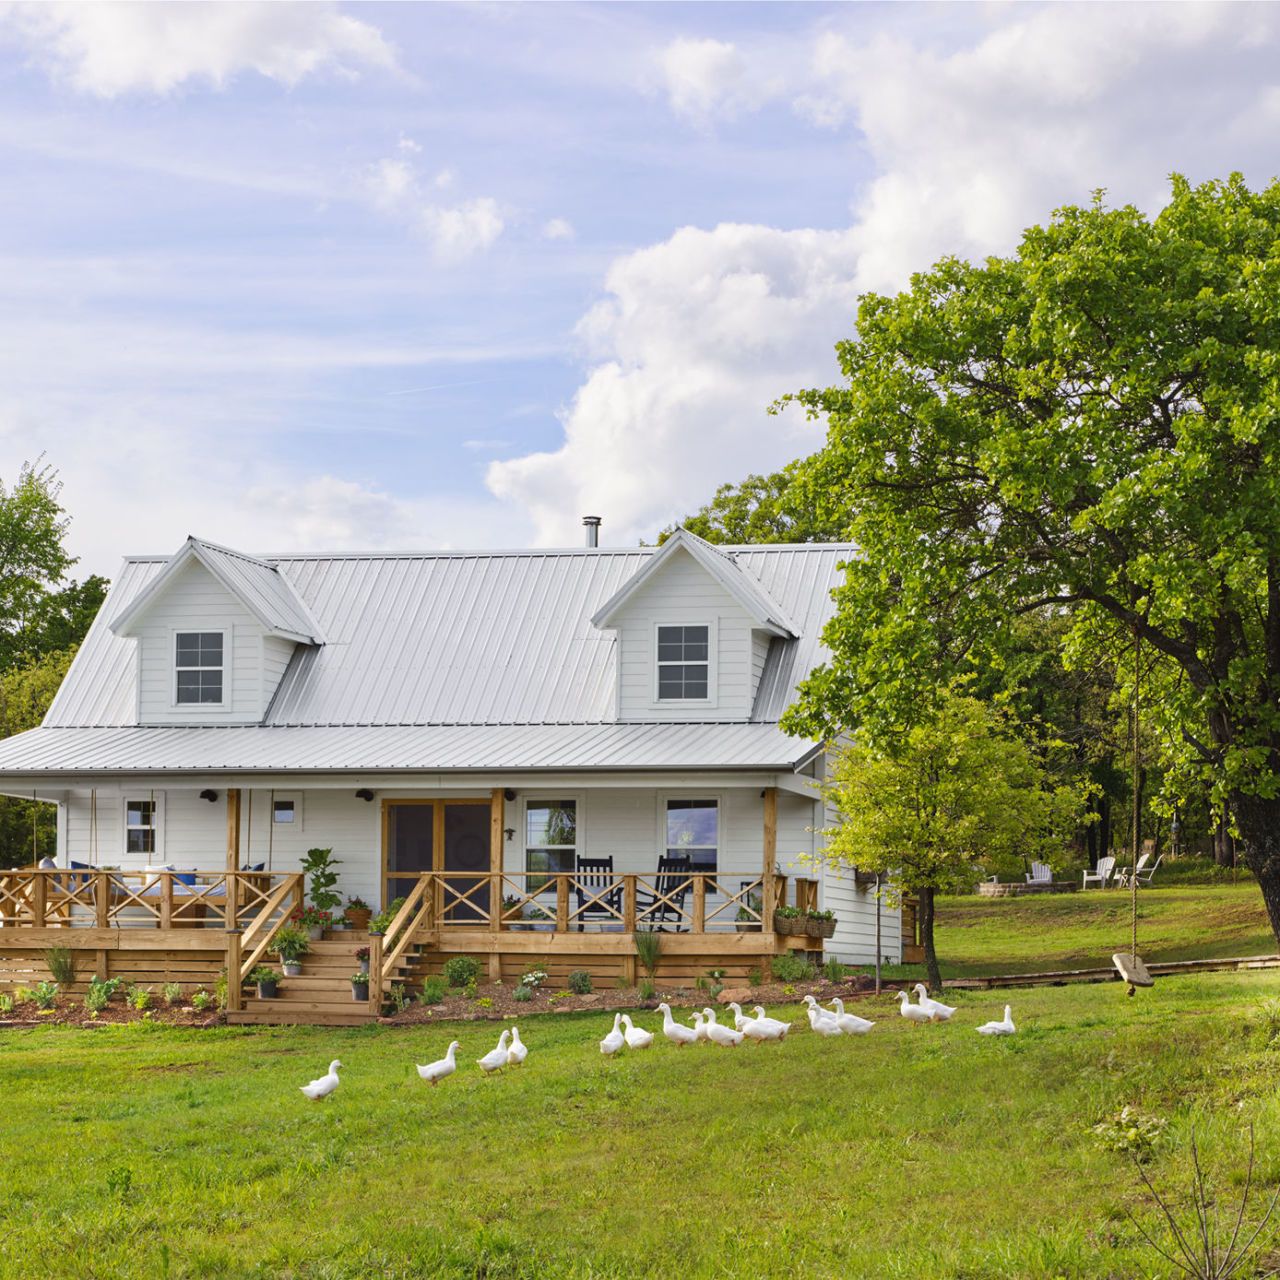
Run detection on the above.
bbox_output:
[784,174,1280,942]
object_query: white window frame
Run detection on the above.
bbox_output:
[122,793,166,861]
[171,627,229,709]
[656,792,721,875]
[651,619,717,708]
[522,794,584,889]
[271,791,304,831]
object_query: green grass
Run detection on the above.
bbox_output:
[6,976,1280,1277]
[890,881,1275,981]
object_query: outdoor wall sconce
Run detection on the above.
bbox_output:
[199,789,218,802]
[355,789,375,802]
[503,788,517,802]
[504,827,516,842]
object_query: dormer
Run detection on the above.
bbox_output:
[109,537,323,725]
[591,529,797,722]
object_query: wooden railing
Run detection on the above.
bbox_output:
[235,874,306,984]
[0,868,302,932]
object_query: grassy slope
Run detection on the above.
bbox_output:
[923,881,1276,979]
[6,975,1280,1279]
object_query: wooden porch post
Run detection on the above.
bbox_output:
[225,789,241,872]
[225,929,243,1013]
[762,786,777,932]
[488,788,503,982]
[368,931,384,1017]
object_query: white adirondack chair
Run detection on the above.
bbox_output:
[1083,855,1116,889]
[1025,861,1053,884]
[1115,851,1150,888]
[1135,854,1163,886]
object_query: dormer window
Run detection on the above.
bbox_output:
[656,624,710,700]
[175,631,224,705]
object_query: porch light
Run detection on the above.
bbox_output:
[199,789,218,802]
[355,789,375,802]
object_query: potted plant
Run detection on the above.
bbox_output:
[300,847,343,913]
[250,965,280,999]
[773,904,805,935]
[501,894,523,930]
[805,909,837,939]
[293,906,333,941]
[368,896,407,939]
[344,897,373,931]
[735,892,762,933]
[356,946,371,975]
[271,925,310,976]
[350,971,370,1002]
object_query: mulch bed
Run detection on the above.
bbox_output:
[0,999,221,1029]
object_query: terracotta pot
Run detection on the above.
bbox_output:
[345,907,372,931]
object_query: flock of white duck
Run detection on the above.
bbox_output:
[298,984,1016,1100]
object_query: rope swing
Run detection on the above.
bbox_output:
[1113,625,1155,995]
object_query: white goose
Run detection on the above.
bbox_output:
[507,1026,528,1066]
[600,1013,625,1056]
[621,1014,653,1050]
[750,1006,791,1038]
[896,990,934,1026]
[806,1003,843,1037]
[300,1059,342,1101]
[826,997,875,1035]
[913,982,957,1022]
[976,1005,1016,1037]
[416,1042,459,1086]
[658,1003,698,1047]
[477,1029,511,1074]
[703,1006,745,1048]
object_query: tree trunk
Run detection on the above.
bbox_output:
[1214,802,1234,867]
[1231,792,1280,943]
[919,885,944,993]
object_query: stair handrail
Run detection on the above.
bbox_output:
[237,873,305,984]
[378,875,434,986]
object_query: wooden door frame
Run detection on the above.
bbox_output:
[380,796,500,909]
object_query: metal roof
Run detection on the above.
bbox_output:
[0,722,819,776]
[109,537,322,644]
[46,542,853,733]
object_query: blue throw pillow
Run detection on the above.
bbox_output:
[176,871,197,886]
[241,862,265,873]
[70,860,91,870]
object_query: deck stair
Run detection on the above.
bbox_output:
[228,933,382,1027]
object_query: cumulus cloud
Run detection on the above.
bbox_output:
[0,0,395,96]
[542,217,576,241]
[496,5,1280,545]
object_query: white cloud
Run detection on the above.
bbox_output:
[542,217,576,241]
[0,0,395,97]
[496,5,1280,546]
[420,197,504,261]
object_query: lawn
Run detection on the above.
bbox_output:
[6,974,1280,1278]
[921,880,1276,979]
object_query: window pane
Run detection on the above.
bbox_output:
[126,829,155,855]
[197,672,223,703]
[525,801,576,848]
[126,800,154,827]
[176,632,223,668]
[175,635,199,664]
[667,799,718,848]
[273,800,295,824]
[657,625,708,662]
[658,665,707,699]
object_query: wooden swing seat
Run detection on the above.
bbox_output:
[1112,952,1155,988]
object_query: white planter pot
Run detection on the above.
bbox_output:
[282,961,303,977]
[306,925,323,941]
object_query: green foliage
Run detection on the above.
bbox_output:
[1091,1105,1167,1162]
[634,929,661,978]
[299,848,342,914]
[248,966,278,986]
[637,979,656,1001]
[214,971,228,1010]
[566,970,593,995]
[747,968,762,987]
[695,968,726,1000]
[462,979,478,1000]
[350,973,370,988]
[388,983,410,1013]
[0,992,11,1015]
[269,926,310,963]
[32,981,58,1010]
[475,996,493,1009]
[822,959,847,982]
[44,947,75,986]
[369,897,406,937]
[421,977,446,1004]
[512,983,533,1002]
[128,986,152,1012]
[771,954,814,983]
[190,989,212,1012]
[519,968,548,990]
[442,956,481,988]
[84,975,122,1013]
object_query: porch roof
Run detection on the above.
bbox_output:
[0,721,821,777]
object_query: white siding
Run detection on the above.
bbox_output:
[610,546,766,721]
[130,560,291,725]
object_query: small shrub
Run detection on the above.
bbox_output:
[782,984,796,996]
[771,953,815,983]
[513,984,533,1002]
[442,956,481,988]
[1092,1105,1167,1162]
[695,968,726,1000]
[388,983,411,1013]
[0,993,12,1015]
[520,968,549,990]
[421,976,446,1004]
[822,958,848,982]
[638,978,656,1001]
[33,981,59,1010]
[45,946,76,986]
[163,982,184,1007]
[84,975,123,1013]
[567,970,593,995]
[128,986,153,1012]
[214,970,228,1010]
[476,996,493,1009]
[13,986,33,1004]
[463,978,478,1000]
[634,929,661,978]
[190,989,213,1012]
[748,967,762,986]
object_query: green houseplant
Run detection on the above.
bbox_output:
[350,971,370,1002]
[300,847,343,920]
[735,892,762,933]
[271,925,310,976]
[805,909,837,939]
[249,965,280,999]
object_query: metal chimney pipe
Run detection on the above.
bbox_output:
[582,515,601,548]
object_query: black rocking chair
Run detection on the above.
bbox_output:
[574,855,623,931]
[636,855,693,932]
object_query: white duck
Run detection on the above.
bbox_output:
[702,1006,744,1047]
[740,1008,787,1044]
[416,1042,459,1086]
[976,1005,1016,1037]
[477,1029,511,1074]
[658,1003,698,1047]
[727,1001,750,1031]
[913,982,957,1022]
[507,1026,528,1066]
[827,997,875,1035]
[896,990,934,1026]
[750,1006,791,1038]
[689,1009,710,1043]
[300,1059,342,1101]
[806,1003,843,1037]
[600,1013,625,1056]
[621,1014,653,1050]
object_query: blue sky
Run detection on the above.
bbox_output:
[1,2,1278,575]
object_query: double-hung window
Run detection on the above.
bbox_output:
[665,798,718,874]
[656,624,709,700]
[175,631,224,705]
[525,800,577,891]
[125,799,158,856]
